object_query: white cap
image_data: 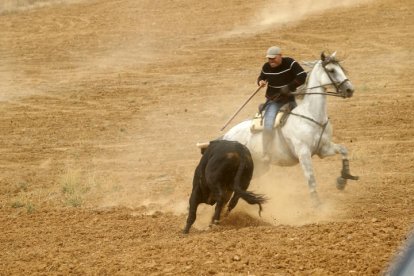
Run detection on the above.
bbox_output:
[266,46,281,58]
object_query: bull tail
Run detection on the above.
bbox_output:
[230,153,267,216]
[236,188,267,216]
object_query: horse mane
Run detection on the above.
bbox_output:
[299,60,319,94]
[301,60,319,68]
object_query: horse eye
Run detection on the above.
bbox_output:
[328,68,335,74]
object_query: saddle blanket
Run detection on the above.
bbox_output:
[250,111,288,133]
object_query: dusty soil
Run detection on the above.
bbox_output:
[1,0,413,275]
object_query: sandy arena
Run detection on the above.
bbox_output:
[1,0,413,275]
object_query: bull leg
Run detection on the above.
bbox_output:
[183,186,201,234]
[297,149,321,206]
[223,190,234,216]
[210,185,226,226]
[318,142,359,190]
[211,198,225,225]
[227,194,240,214]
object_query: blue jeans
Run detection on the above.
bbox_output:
[263,100,297,130]
[263,101,284,130]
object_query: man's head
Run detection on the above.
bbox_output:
[266,46,282,68]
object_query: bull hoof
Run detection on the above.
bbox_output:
[336,177,347,190]
[209,220,220,229]
[208,224,219,232]
[183,225,191,234]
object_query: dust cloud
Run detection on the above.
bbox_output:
[221,0,373,37]
[0,61,41,101]
[0,0,84,14]
[228,165,341,227]
[115,162,342,229]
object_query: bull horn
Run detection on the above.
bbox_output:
[196,142,210,148]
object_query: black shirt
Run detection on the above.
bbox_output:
[257,57,307,102]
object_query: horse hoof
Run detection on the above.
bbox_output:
[310,191,321,208]
[336,177,347,190]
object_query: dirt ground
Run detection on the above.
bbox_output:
[1,0,413,275]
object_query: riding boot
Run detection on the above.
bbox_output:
[289,100,297,111]
[262,129,274,163]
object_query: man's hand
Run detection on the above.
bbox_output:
[258,80,267,87]
[279,85,291,95]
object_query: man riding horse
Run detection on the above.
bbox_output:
[257,46,307,162]
[223,51,358,203]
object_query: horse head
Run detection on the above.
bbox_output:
[320,51,354,98]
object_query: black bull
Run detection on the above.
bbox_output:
[183,140,267,234]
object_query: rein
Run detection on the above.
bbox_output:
[290,79,349,98]
[291,91,344,98]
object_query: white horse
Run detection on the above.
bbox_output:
[222,52,359,203]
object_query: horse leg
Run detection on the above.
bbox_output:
[318,142,359,190]
[297,149,321,206]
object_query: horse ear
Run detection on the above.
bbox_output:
[331,51,337,59]
[321,51,326,61]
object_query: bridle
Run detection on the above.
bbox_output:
[288,57,352,153]
[291,59,351,98]
[321,58,351,97]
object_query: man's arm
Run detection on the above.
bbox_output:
[288,61,307,91]
[257,64,268,86]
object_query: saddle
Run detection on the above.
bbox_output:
[250,103,291,133]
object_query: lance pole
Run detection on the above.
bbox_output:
[220,85,263,131]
